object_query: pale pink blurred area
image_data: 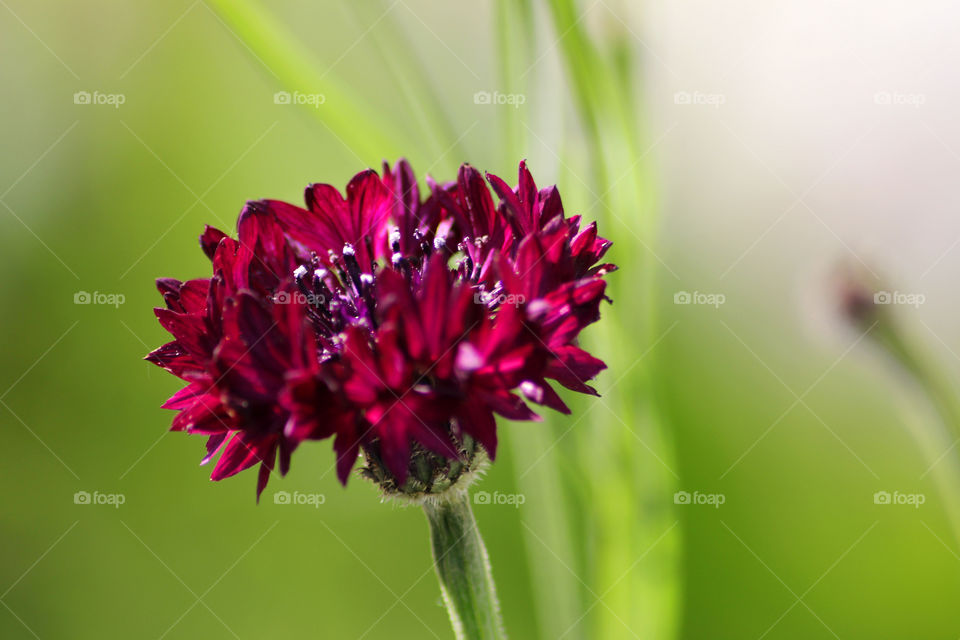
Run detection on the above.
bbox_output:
[644,1,960,336]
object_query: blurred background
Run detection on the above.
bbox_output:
[2,0,960,638]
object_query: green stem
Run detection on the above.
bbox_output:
[874,320,960,438]
[853,300,960,550]
[423,492,506,640]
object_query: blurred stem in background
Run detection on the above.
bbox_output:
[841,269,960,549]
[207,0,679,638]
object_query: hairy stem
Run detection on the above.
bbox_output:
[423,492,507,640]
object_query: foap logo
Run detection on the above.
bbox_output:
[674,490,725,508]
[273,91,326,108]
[74,291,126,308]
[273,490,326,508]
[73,490,126,508]
[474,490,526,508]
[873,490,925,508]
[874,91,926,108]
[473,90,526,108]
[674,291,725,308]
[73,90,126,109]
[273,291,326,306]
[473,291,526,308]
[873,290,925,309]
[674,91,726,108]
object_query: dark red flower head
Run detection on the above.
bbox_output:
[146,160,616,499]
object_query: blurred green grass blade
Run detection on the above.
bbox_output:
[543,0,608,192]
[206,0,416,163]
[507,426,587,639]
[610,36,659,337]
[541,2,681,638]
[495,0,536,165]
[495,0,519,164]
[345,1,468,169]
[496,3,588,638]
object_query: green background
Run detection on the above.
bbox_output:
[1,1,958,638]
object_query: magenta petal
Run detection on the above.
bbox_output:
[333,430,361,486]
[211,434,265,481]
[346,169,391,241]
[200,226,228,261]
[411,421,460,460]
[457,165,496,238]
[485,171,528,235]
[145,341,206,380]
[480,390,540,421]
[273,193,343,259]
[201,432,229,466]
[456,401,498,459]
[171,393,228,433]
[255,449,275,502]
[161,382,209,410]
[379,426,411,485]
[521,379,571,415]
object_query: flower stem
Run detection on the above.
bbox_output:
[839,272,960,549]
[423,492,506,640]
